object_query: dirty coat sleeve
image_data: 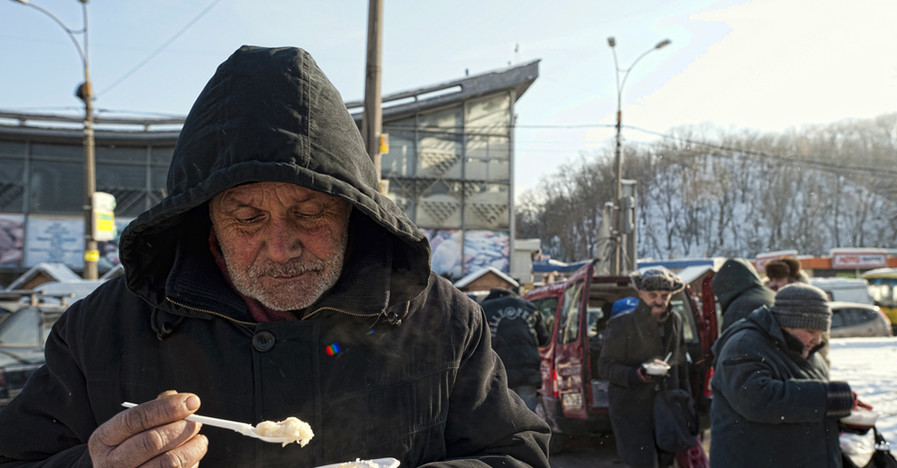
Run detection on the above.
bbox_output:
[597,315,638,388]
[420,303,550,467]
[713,332,830,424]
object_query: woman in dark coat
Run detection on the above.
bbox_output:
[598,267,690,468]
[710,283,854,467]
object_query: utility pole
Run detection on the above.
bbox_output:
[606,36,670,275]
[11,0,98,279]
[362,0,386,194]
[79,59,98,280]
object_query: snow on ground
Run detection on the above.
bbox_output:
[829,336,897,445]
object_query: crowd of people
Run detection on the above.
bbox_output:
[0,44,873,468]
[600,261,868,467]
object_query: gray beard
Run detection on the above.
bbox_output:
[224,236,347,312]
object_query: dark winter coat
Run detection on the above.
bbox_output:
[0,46,550,468]
[597,301,690,467]
[482,295,549,388]
[712,258,776,331]
[710,306,844,467]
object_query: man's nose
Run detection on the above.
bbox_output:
[265,219,302,262]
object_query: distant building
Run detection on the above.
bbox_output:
[0,61,539,284]
[454,266,519,294]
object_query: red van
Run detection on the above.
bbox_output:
[524,260,718,452]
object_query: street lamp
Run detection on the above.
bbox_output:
[11,0,98,279]
[607,36,670,275]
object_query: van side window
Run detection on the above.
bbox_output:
[587,307,605,339]
[558,280,584,345]
[532,297,558,340]
[670,294,697,343]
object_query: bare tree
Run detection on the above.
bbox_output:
[514,113,897,262]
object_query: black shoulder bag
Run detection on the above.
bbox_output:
[653,385,699,453]
[842,427,897,468]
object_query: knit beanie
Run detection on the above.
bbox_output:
[770,283,831,331]
[630,267,685,293]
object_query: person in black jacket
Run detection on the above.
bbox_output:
[712,258,775,331]
[482,288,549,411]
[598,267,691,468]
[0,46,550,467]
[710,283,856,467]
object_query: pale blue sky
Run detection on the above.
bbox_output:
[2,0,896,199]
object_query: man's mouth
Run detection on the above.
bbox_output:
[269,271,314,280]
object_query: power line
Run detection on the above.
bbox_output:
[97,0,222,98]
[627,125,897,178]
[511,121,897,179]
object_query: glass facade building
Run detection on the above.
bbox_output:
[0,60,538,284]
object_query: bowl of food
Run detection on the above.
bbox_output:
[841,408,879,429]
[642,361,671,376]
[314,458,400,468]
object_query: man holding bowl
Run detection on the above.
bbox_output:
[598,267,692,468]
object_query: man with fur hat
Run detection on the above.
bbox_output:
[598,267,693,467]
[0,46,550,467]
[710,283,859,467]
[764,257,810,292]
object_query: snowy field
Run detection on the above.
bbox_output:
[829,336,897,445]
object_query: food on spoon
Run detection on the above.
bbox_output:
[255,417,314,447]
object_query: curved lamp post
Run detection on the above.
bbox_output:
[10,0,98,279]
[607,36,670,275]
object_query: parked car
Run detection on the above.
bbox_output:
[810,277,874,304]
[861,268,897,334]
[523,260,719,453]
[829,301,893,338]
[0,280,103,406]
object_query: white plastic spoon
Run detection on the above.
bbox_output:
[120,402,307,446]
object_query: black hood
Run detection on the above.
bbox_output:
[711,258,765,311]
[119,46,431,311]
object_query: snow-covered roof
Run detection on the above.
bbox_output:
[5,263,81,290]
[677,265,715,285]
[453,266,519,290]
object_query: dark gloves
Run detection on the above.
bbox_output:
[628,366,654,385]
[824,381,853,418]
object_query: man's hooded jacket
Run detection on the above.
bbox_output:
[0,46,549,467]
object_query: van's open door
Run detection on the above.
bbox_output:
[553,260,595,420]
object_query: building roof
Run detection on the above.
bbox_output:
[0,60,540,144]
[454,266,519,290]
[347,59,540,122]
[5,262,81,290]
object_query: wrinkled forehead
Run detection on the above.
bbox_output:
[212,181,338,207]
